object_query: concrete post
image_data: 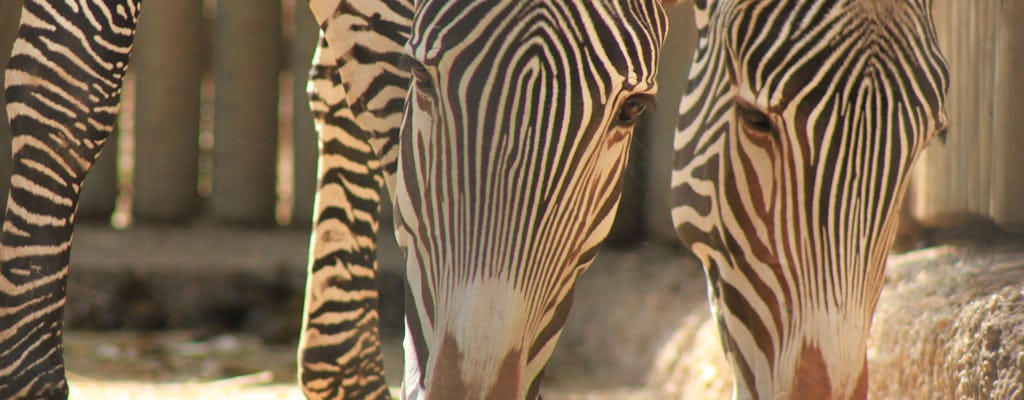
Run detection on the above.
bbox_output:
[642,5,698,245]
[77,136,118,220]
[0,0,23,215]
[606,146,644,245]
[914,0,991,219]
[990,1,1024,233]
[210,0,282,225]
[913,0,1023,234]
[132,0,203,222]
[291,4,318,228]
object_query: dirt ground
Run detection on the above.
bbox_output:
[60,218,1021,399]
[63,315,674,399]
[62,223,705,399]
[63,324,671,399]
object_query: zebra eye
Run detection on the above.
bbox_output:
[411,64,434,92]
[736,103,774,135]
[402,55,434,92]
[934,126,948,144]
[617,94,654,126]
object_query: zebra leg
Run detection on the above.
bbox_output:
[299,35,391,400]
[300,1,411,397]
[0,1,140,398]
[307,0,411,195]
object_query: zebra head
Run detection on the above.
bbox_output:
[671,1,948,399]
[394,0,669,398]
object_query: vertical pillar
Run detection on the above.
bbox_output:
[606,150,643,244]
[990,1,1024,233]
[912,0,968,219]
[913,0,1022,233]
[642,5,698,245]
[915,0,995,217]
[77,136,118,219]
[291,4,318,227]
[0,0,22,215]
[132,0,203,221]
[210,0,282,225]
[610,6,698,245]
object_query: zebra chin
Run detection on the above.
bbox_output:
[400,278,564,400]
[401,339,536,400]
[782,343,869,400]
[417,335,526,400]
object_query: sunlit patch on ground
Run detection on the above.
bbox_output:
[62,227,708,400]
[65,331,306,399]
[63,331,655,399]
[70,374,305,400]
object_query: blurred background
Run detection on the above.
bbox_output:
[0,0,1022,397]
[0,0,1017,239]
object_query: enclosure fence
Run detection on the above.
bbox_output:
[0,0,1021,238]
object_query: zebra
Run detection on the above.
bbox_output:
[671,0,949,399]
[0,0,671,399]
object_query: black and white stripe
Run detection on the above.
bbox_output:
[1,0,672,399]
[301,1,412,398]
[0,0,411,398]
[671,1,948,399]
[1,1,139,398]
[395,0,667,398]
